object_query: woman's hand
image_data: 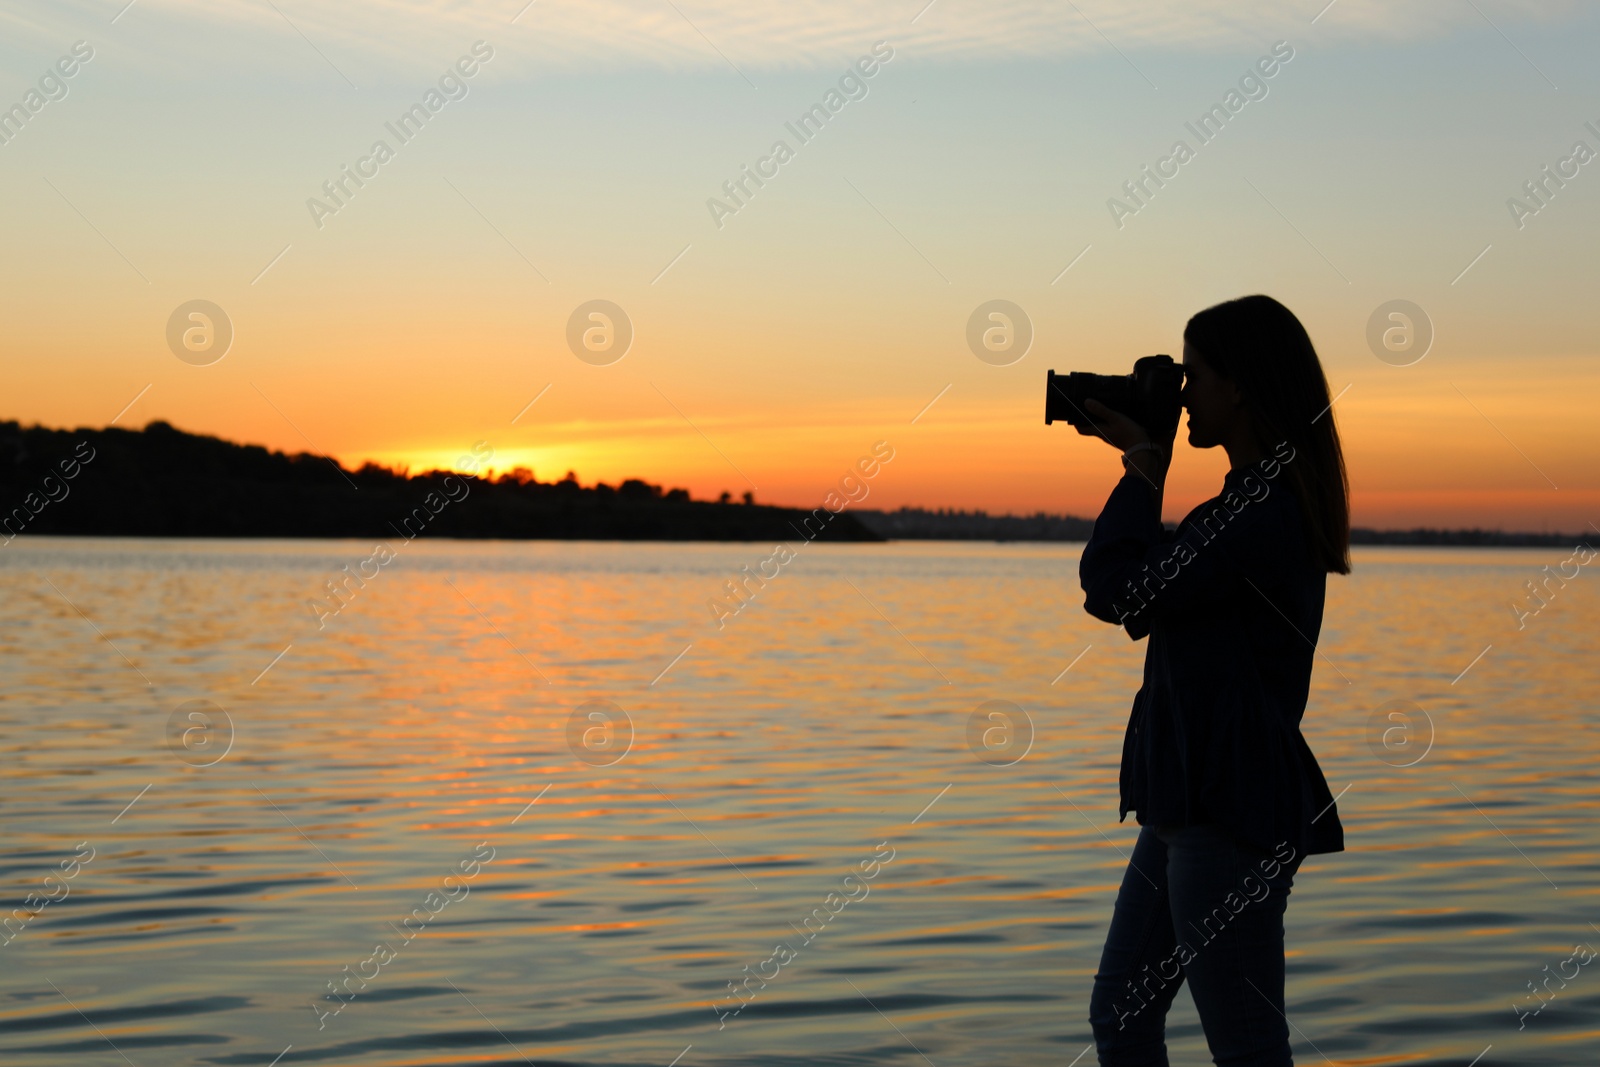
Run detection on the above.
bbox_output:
[1077,399,1172,491]
[1076,398,1150,451]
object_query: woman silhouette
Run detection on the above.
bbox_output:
[1076,295,1348,1066]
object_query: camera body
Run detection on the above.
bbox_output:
[1045,354,1185,442]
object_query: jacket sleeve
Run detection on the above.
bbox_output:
[1080,469,1293,640]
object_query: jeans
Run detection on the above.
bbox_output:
[1088,822,1302,1066]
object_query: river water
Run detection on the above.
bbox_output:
[2,538,1596,1065]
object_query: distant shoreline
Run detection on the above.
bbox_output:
[1,420,1587,548]
[0,421,881,544]
[3,530,1587,549]
[850,507,1592,548]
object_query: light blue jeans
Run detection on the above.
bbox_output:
[1088,822,1301,1066]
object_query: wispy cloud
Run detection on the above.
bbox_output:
[4,0,1580,76]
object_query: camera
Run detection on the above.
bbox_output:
[1045,355,1185,442]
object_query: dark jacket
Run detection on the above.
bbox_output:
[1079,450,1344,857]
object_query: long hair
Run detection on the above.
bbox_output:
[1183,295,1350,575]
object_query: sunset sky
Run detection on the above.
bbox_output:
[2,0,1596,529]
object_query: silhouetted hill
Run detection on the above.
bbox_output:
[2,420,1586,546]
[0,421,882,542]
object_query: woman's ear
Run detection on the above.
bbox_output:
[1226,378,1246,410]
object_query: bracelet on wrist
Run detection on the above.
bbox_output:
[1121,441,1165,472]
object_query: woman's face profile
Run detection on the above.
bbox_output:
[1180,342,1242,449]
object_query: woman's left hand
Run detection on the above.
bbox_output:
[1078,398,1152,452]
[1080,399,1169,493]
